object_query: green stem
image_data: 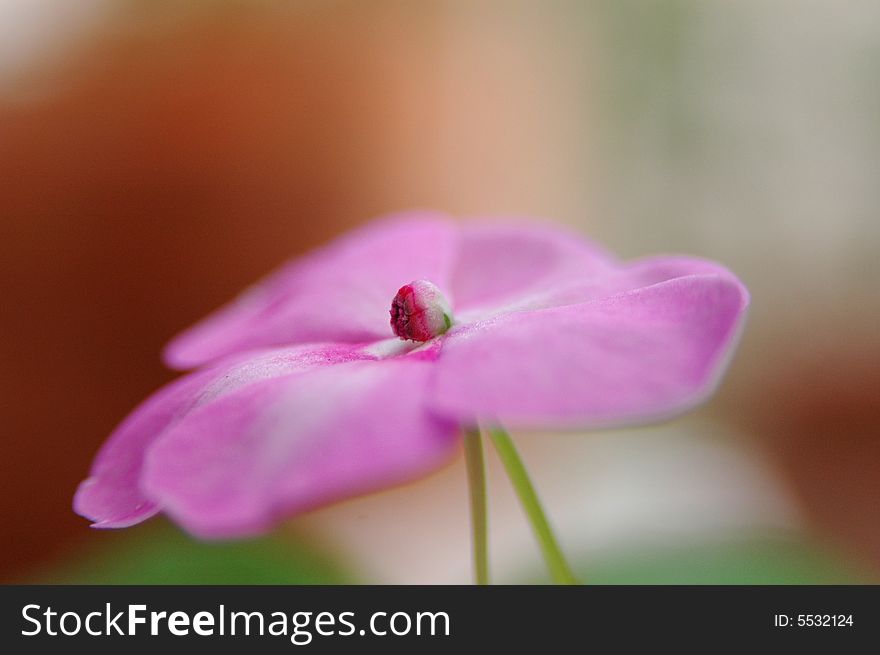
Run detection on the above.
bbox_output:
[489,427,579,585]
[463,428,489,585]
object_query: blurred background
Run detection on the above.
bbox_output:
[2,0,878,584]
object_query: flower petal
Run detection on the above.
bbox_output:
[141,357,458,538]
[164,212,458,370]
[432,265,749,429]
[73,344,369,528]
[451,222,617,321]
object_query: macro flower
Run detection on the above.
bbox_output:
[75,212,749,541]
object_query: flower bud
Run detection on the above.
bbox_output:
[390,280,453,342]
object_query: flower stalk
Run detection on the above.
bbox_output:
[463,428,489,585]
[489,427,579,585]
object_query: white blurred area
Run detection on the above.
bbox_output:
[2,1,877,581]
[0,0,113,92]
[295,421,803,584]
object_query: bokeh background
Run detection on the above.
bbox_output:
[2,0,878,584]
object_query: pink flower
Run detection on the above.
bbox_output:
[74,213,749,538]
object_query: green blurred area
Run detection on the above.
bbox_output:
[523,536,869,585]
[31,521,353,585]
[30,520,870,585]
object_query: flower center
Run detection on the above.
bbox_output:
[390,280,453,342]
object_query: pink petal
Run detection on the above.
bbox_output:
[74,344,369,528]
[164,212,458,370]
[497,255,745,313]
[451,222,617,321]
[432,264,749,429]
[141,357,458,538]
